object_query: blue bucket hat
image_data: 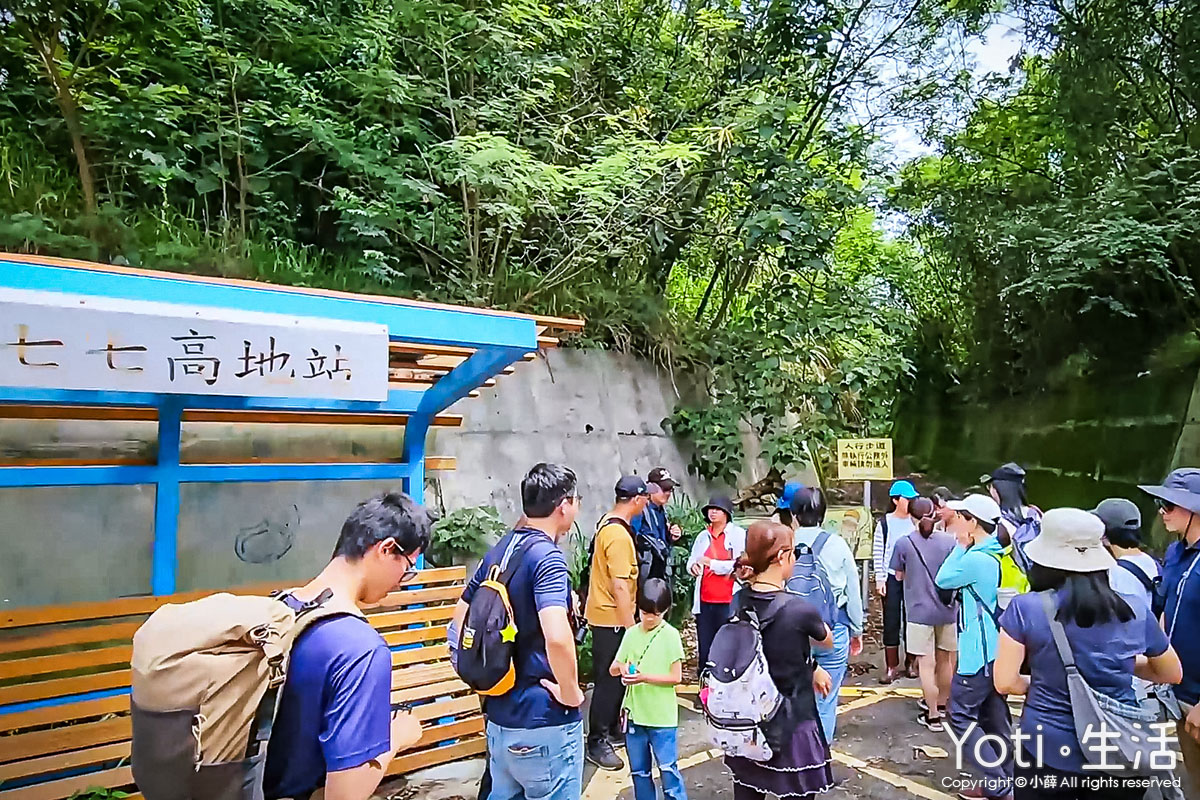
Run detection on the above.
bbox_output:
[889,480,918,499]
[1140,468,1200,515]
[777,480,806,510]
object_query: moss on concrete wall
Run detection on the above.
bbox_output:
[894,366,1198,548]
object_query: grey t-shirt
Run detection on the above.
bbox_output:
[890,532,957,626]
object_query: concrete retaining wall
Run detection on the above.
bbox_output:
[0,349,709,607]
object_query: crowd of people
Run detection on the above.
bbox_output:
[246,460,1200,800]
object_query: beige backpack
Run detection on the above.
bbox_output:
[130,589,363,800]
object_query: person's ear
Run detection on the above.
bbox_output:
[376,536,399,557]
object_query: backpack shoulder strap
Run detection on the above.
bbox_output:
[1117,559,1156,594]
[249,589,366,758]
[1040,590,1076,670]
[812,530,832,557]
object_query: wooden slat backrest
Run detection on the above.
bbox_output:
[0,567,478,799]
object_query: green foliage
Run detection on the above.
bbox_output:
[665,495,706,626]
[68,790,130,800]
[428,505,506,567]
[1,0,989,479]
[892,0,1200,394]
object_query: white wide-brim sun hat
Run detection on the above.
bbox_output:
[1024,507,1115,573]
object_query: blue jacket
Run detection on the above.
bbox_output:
[632,503,669,545]
[936,535,1003,676]
[1163,539,1200,704]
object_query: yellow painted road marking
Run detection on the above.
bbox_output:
[831,749,956,800]
[586,688,950,800]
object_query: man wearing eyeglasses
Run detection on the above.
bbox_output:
[264,492,432,800]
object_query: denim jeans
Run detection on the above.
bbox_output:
[814,624,850,741]
[947,666,1012,799]
[486,720,584,800]
[626,723,687,800]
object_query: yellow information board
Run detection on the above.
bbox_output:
[836,438,893,481]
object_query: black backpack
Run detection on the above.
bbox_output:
[455,532,537,697]
[636,532,671,590]
[1117,558,1167,618]
[577,517,637,609]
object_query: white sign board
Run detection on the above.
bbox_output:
[0,288,390,401]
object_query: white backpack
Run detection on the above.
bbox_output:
[700,603,783,761]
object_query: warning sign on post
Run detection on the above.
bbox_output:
[837,438,893,481]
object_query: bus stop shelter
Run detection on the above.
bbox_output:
[0,254,582,799]
[0,253,581,596]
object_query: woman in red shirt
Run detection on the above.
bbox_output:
[687,496,747,680]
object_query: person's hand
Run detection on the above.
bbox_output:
[850,635,863,657]
[1185,702,1200,742]
[689,562,703,577]
[541,678,585,708]
[621,672,646,686]
[813,666,833,698]
[670,523,683,542]
[876,580,887,598]
[390,709,423,752]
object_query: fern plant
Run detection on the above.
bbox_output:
[428,505,506,567]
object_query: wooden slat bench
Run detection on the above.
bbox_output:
[0,567,478,800]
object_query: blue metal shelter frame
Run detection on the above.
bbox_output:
[0,254,541,595]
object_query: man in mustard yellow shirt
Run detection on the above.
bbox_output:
[585,475,649,771]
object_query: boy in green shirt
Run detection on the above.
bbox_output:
[609,578,688,800]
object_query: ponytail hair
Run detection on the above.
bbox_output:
[735,521,793,582]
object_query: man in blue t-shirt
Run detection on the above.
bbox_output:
[453,463,586,800]
[263,492,432,800]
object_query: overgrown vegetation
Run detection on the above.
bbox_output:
[7,0,1194,478]
[891,0,1200,396]
[1,0,994,480]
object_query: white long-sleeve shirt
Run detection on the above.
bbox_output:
[872,513,915,584]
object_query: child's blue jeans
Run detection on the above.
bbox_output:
[626,722,688,800]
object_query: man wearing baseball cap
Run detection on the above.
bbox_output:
[585,476,650,771]
[1141,468,1200,794]
[632,467,683,547]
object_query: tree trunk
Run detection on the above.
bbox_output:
[33,33,96,215]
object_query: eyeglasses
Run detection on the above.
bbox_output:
[391,546,419,584]
[1155,498,1177,512]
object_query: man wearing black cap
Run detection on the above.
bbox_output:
[584,476,650,771]
[1141,468,1200,796]
[632,467,684,547]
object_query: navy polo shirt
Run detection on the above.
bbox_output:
[462,528,581,729]
[1163,539,1200,704]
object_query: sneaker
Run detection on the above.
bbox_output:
[957,788,985,800]
[917,713,945,732]
[586,739,625,771]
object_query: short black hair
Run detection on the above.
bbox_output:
[777,508,794,526]
[521,462,577,517]
[1104,525,1142,549]
[333,492,432,560]
[638,578,672,615]
[790,487,827,528]
[932,487,955,505]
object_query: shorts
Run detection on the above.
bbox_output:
[906,622,957,655]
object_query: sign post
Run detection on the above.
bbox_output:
[837,437,894,616]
